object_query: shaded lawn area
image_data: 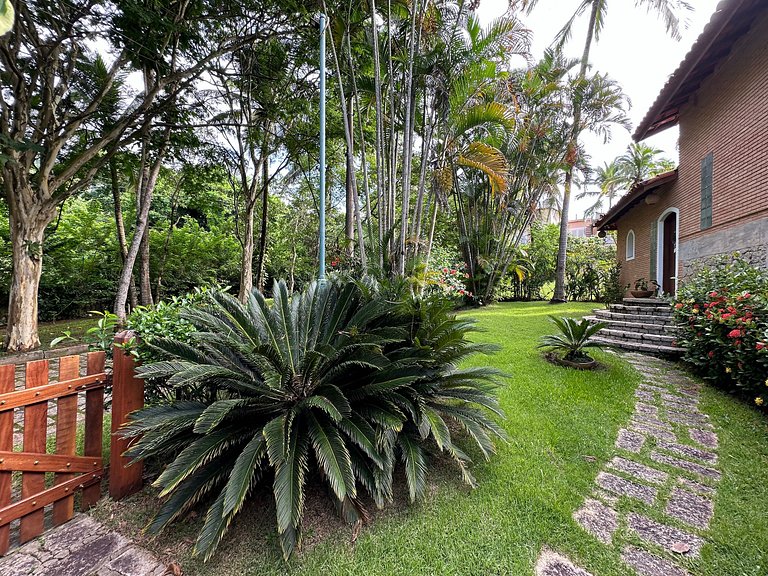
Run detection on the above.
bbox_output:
[89,302,768,575]
[0,317,94,356]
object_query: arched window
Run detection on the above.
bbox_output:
[626,230,636,261]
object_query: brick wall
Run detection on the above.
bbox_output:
[676,10,768,243]
[613,10,768,293]
[615,182,678,294]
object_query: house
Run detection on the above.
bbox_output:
[595,0,768,296]
[567,217,594,238]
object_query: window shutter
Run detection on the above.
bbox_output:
[701,153,713,229]
[650,220,657,282]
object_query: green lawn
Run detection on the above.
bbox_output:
[89,302,768,575]
[0,317,95,356]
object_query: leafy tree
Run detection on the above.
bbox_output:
[515,0,692,303]
[0,0,267,350]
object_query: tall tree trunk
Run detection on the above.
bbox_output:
[4,200,50,352]
[238,199,256,301]
[552,0,598,303]
[552,167,573,302]
[254,142,269,293]
[110,158,138,310]
[139,226,153,306]
[114,128,171,322]
[344,97,355,259]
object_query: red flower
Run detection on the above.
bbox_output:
[727,329,741,338]
[450,269,457,275]
[674,303,684,309]
[708,350,715,358]
[442,267,449,274]
[721,313,732,320]
[709,291,718,297]
[757,343,766,351]
[735,339,742,346]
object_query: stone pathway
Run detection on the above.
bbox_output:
[536,353,720,576]
[0,514,168,576]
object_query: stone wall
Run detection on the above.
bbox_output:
[679,215,768,278]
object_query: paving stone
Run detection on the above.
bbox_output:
[592,488,620,506]
[657,441,718,464]
[661,392,699,407]
[608,456,669,485]
[635,402,660,417]
[616,429,646,453]
[689,428,718,449]
[573,498,618,544]
[632,415,673,431]
[666,409,709,424]
[650,451,722,481]
[665,487,715,530]
[629,422,677,442]
[627,512,704,557]
[635,389,657,402]
[535,548,594,576]
[639,383,672,394]
[621,545,691,576]
[103,546,168,576]
[43,532,129,576]
[0,552,43,575]
[596,472,657,505]
[678,477,716,497]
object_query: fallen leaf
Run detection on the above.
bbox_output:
[166,561,183,575]
[582,455,597,463]
[671,542,690,554]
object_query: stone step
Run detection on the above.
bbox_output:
[599,328,677,346]
[593,310,677,326]
[622,297,669,307]
[593,336,684,356]
[608,304,673,316]
[585,316,677,335]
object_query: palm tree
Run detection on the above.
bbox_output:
[514,0,692,302]
[617,142,676,185]
[578,159,623,218]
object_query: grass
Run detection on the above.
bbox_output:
[88,302,768,575]
[0,317,95,356]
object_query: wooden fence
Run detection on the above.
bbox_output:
[0,331,145,554]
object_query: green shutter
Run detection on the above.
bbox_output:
[650,220,657,283]
[700,153,713,229]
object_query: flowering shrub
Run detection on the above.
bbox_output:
[674,255,768,408]
[423,246,475,304]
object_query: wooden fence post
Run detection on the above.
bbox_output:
[109,330,144,500]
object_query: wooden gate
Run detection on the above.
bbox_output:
[0,352,108,554]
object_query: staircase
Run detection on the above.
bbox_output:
[585,298,685,356]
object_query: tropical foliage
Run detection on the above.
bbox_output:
[121,279,505,560]
[538,316,606,362]
[674,255,768,407]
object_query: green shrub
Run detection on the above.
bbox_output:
[121,279,504,560]
[538,316,606,362]
[126,285,224,402]
[565,237,618,302]
[674,254,768,407]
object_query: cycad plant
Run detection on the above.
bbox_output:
[538,316,606,362]
[121,279,505,560]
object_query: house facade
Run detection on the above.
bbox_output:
[595,0,768,296]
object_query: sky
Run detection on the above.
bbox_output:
[476,0,722,219]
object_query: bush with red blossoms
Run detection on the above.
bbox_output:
[423,247,475,305]
[674,254,768,407]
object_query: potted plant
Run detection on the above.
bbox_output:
[631,278,655,298]
[538,316,607,370]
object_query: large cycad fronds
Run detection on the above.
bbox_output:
[122,279,504,560]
